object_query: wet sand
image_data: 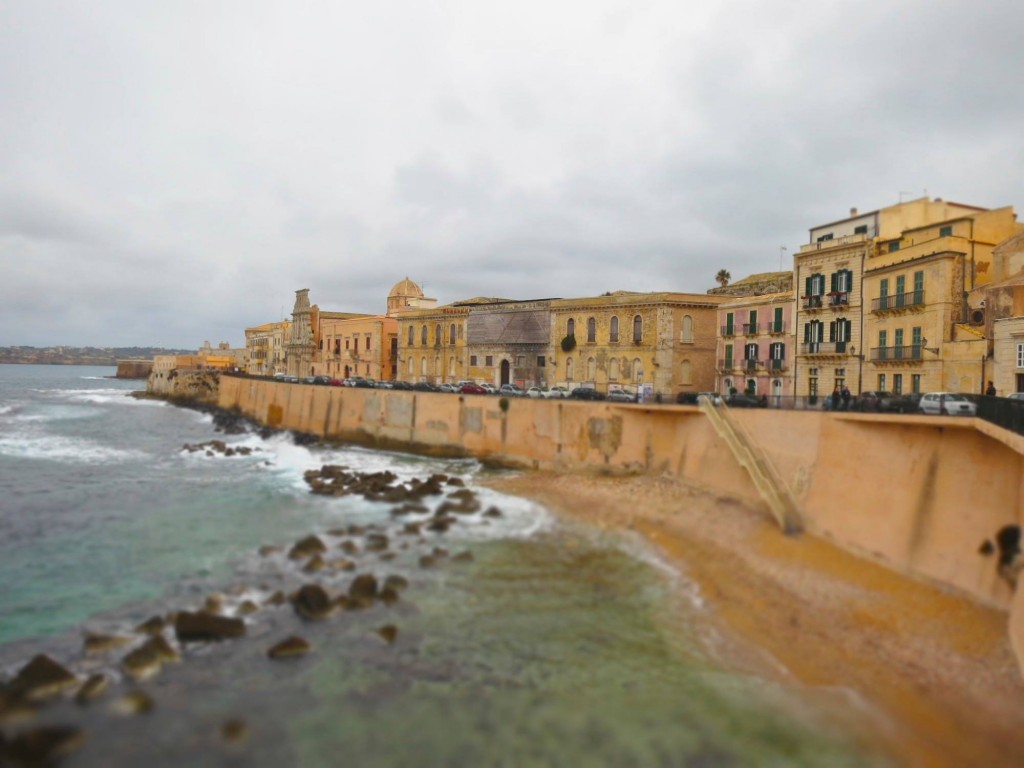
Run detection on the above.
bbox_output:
[486,471,1024,768]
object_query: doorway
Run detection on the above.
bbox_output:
[500,359,511,386]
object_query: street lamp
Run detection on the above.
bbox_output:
[920,337,940,355]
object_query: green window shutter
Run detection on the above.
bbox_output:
[829,321,836,341]
[805,276,812,296]
[774,306,783,331]
[803,324,811,343]
[725,312,733,334]
[880,278,889,297]
[830,273,837,293]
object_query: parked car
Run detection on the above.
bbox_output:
[480,383,499,394]
[412,381,438,392]
[375,380,394,389]
[526,387,559,399]
[607,389,635,403]
[892,393,923,413]
[725,392,766,408]
[918,392,977,416]
[344,377,366,387]
[854,390,898,412]
[1007,392,1024,401]
[311,375,332,386]
[459,383,488,395]
[498,384,526,397]
[281,375,299,383]
[438,383,459,393]
[569,387,605,401]
[545,386,570,399]
[301,376,317,384]
[392,380,413,391]
[329,378,344,387]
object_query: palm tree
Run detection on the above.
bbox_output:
[715,269,731,287]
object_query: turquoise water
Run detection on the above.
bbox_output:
[0,365,894,766]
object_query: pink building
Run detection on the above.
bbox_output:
[716,292,797,399]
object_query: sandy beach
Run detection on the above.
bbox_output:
[486,471,1024,767]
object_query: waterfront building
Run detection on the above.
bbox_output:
[793,197,1002,398]
[463,298,553,388]
[318,313,398,381]
[197,340,246,370]
[549,292,727,397]
[862,206,1021,395]
[715,291,796,398]
[396,301,468,385]
[244,320,291,376]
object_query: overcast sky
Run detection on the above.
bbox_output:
[2,1,1022,347]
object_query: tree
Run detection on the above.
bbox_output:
[715,269,731,287]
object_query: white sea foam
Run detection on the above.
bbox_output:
[0,433,145,464]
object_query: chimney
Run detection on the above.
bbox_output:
[850,207,858,217]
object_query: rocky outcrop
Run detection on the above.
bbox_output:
[174,611,246,643]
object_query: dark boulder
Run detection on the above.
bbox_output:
[348,574,379,602]
[289,535,327,560]
[1,725,85,765]
[6,654,78,700]
[291,584,334,621]
[267,636,312,659]
[174,611,246,643]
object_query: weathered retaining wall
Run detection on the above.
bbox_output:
[212,376,1024,673]
[148,369,220,403]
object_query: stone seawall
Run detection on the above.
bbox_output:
[203,375,1024,675]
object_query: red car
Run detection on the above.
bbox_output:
[459,383,488,395]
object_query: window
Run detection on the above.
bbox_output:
[911,327,922,355]
[516,356,524,367]
[829,318,851,351]
[566,358,574,381]
[354,337,360,352]
[895,275,906,307]
[725,312,734,335]
[940,225,953,238]
[587,357,596,380]
[879,278,889,298]
[744,343,758,361]
[633,315,643,343]
[609,358,619,380]
[893,374,903,395]
[449,324,456,345]
[408,358,414,375]
[806,273,826,296]
[832,269,852,294]
[912,374,921,394]
[1017,343,1024,368]
[680,360,692,385]
[913,271,924,303]
[470,355,478,366]
[434,324,441,345]
[878,330,887,359]
[449,357,455,376]
[421,326,427,345]
[567,318,575,337]
[809,374,818,398]
[747,310,758,334]
[772,307,784,333]
[485,355,493,367]
[878,374,886,391]
[633,358,643,381]
[724,344,733,367]
[537,356,545,367]
[420,358,426,376]
[769,342,785,369]
[681,315,693,343]
[894,328,904,358]
[610,316,619,343]
[587,317,596,343]
[804,320,824,350]
[816,233,833,242]
[854,224,868,235]
[889,241,901,253]
[407,327,414,345]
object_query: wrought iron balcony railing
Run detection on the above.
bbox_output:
[870,345,924,362]
[871,291,925,312]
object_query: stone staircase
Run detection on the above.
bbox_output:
[698,396,803,535]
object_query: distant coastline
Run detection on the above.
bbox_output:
[0,346,193,367]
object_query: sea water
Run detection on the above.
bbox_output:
[0,364,894,766]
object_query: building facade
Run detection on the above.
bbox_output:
[549,292,726,397]
[716,292,796,398]
[245,320,291,376]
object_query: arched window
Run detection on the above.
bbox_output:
[633,315,643,343]
[610,316,619,343]
[587,357,596,380]
[407,326,414,345]
[566,358,574,381]
[434,324,441,345]
[421,325,427,345]
[680,360,692,385]
[434,355,440,376]
[567,318,575,337]
[407,357,414,375]
[632,358,642,381]
[587,318,596,343]
[681,315,693,343]
[420,357,427,376]
[449,324,456,345]
[609,358,620,380]
[448,357,456,376]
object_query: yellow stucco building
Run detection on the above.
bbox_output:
[245,321,291,375]
[549,291,727,396]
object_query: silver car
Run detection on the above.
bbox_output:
[918,392,977,416]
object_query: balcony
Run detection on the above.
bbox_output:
[742,359,760,372]
[742,323,759,336]
[827,292,850,308]
[870,345,924,363]
[802,295,823,310]
[800,341,851,355]
[798,232,870,254]
[718,358,737,371]
[768,358,788,371]
[768,322,787,335]
[721,325,736,337]
[871,291,925,313]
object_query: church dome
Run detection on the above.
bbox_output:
[388,277,424,299]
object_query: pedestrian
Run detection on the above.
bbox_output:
[986,381,996,397]
[841,385,851,411]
